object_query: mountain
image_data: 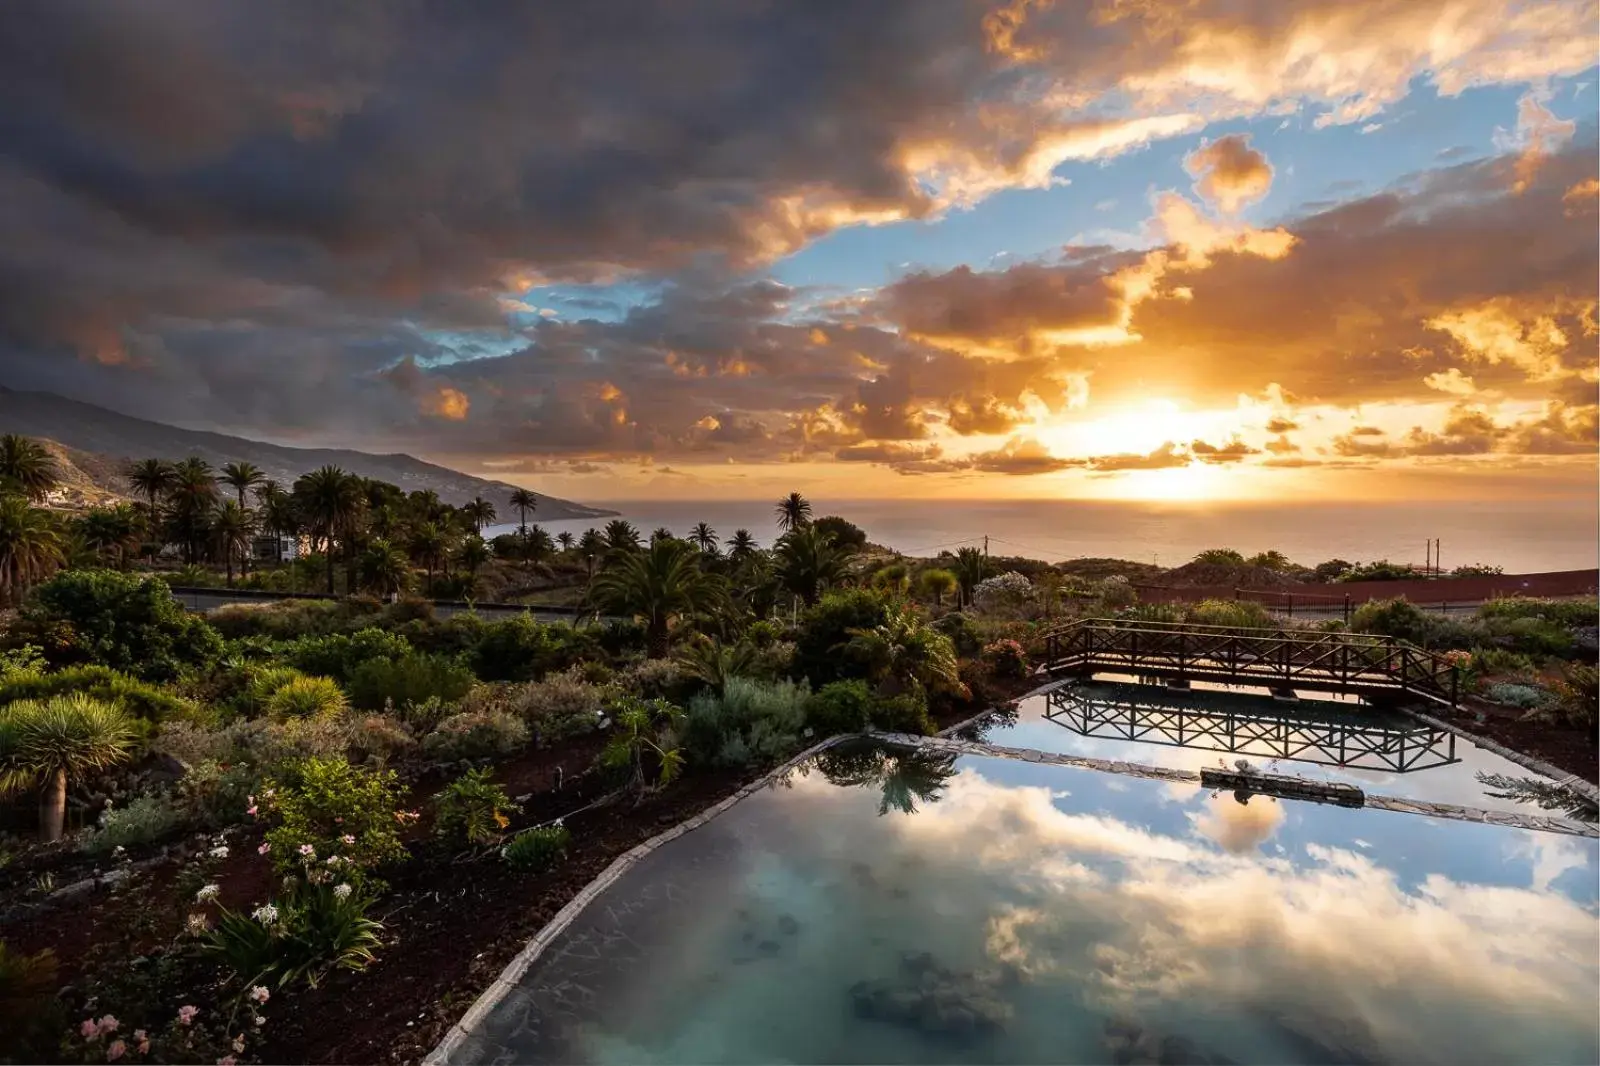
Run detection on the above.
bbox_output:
[0,388,613,521]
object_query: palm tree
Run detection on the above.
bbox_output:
[675,637,758,695]
[578,528,605,580]
[456,534,491,585]
[815,747,958,816]
[358,538,412,598]
[218,461,265,508]
[408,521,448,595]
[556,530,576,553]
[294,465,362,594]
[211,501,255,586]
[688,522,719,554]
[523,526,556,569]
[727,529,758,561]
[0,693,136,841]
[774,524,849,606]
[462,496,497,534]
[255,481,296,565]
[591,537,727,657]
[651,526,675,545]
[0,497,64,604]
[76,504,144,569]
[508,488,538,535]
[0,435,58,502]
[775,491,811,532]
[846,603,962,698]
[872,562,910,595]
[954,547,988,608]
[167,457,220,564]
[917,568,958,607]
[603,519,642,555]
[125,458,175,519]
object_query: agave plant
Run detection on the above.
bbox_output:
[0,693,137,840]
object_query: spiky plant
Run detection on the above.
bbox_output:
[0,694,137,841]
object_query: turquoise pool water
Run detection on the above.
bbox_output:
[444,742,1600,1065]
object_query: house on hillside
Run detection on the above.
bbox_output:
[251,534,302,562]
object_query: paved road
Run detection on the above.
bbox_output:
[169,587,604,625]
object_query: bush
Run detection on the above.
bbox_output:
[794,590,891,686]
[433,768,519,846]
[239,666,310,716]
[871,691,934,735]
[805,679,873,736]
[215,716,351,770]
[342,714,415,767]
[1547,663,1598,734]
[469,615,573,682]
[1119,603,1185,624]
[260,758,410,892]
[1484,616,1575,657]
[1097,575,1137,610]
[283,628,413,683]
[202,881,383,991]
[1478,597,1597,629]
[617,656,694,701]
[683,676,810,769]
[264,675,350,721]
[175,759,259,828]
[0,664,201,724]
[346,653,474,712]
[1187,599,1274,629]
[972,572,1035,614]
[505,666,609,740]
[81,793,183,854]
[22,570,223,681]
[503,824,570,872]
[1469,648,1537,678]
[207,598,380,641]
[980,639,1029,679]
[1483,682,1553,710]
[812,515,868,551]
[421,709,530,762]
[1351,598,1434,645]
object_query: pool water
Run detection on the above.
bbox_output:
[444,742,1600,1065]
[967,682,1596,820]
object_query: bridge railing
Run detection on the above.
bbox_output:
[1040,618,1459,706]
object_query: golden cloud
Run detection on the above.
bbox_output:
[1184,134,1275,214]
[422,385,470,420]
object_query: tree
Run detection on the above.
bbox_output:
[775,491,811,532]
[358,539,412,598]
[0,498,64,604]
[812,515,866,552]
[456,534,491,585]
[727,529,758,561]
[917,568,958,607]
[1192,548,1246,567]
[577,528,604,580]
[23,569,223,681]
[953,547,987,608]
[0,693,136,841]
[294,465,362,594]
[846,602,962,699]
[651,526,675,545]
[256,481,298,566]
[0,435,58,502]
[590,537,727,657]
[218,461,265,508]
[75,504,144,570]
[775,524,849,607]
[508,489,538,535]
[408,521,448,595]
[125,458,175,519]
[462,496,497,534]
[167,457,220,564]
[211,500,256,586]
[871,562,910,595]
[688,522,719,554]
[603,519,642,555]
[556,531,575,553]
[522,525,555,569]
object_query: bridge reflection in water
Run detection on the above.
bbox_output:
[1043,685,1460,774]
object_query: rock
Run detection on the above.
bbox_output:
[777,914,800,935]
[756,939,781,956]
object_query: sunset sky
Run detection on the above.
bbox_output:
[1,1,1596,503]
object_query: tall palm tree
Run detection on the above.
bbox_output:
[688,522,719,554]
[0,497,64,604]
[591,537,727,657]
[726,529,758,560]
[125,458,175,519]
[358,538,412,598]
[603,519,642,555]
[775,491,811,532]
[0,693,136,841]
[508,488,538,535]
[523,526,556,569]
[408,521,447,595]
[293,465,362,595]
[218,461,265,508]
[954,547,987,608]
[462,496,497,534]
[167,457,220,564]
[0,435,58,502]
[556,530,576,553]
[917,567,958,608]
[578,528,605,580]
[651,526,675,545]
[76,503,144,570]
[455,534,491,585]
[211,500,255,587]
[774,524,848,606]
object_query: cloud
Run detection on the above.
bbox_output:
[1424,367,1479,395]
[1089,441,1190,472]
[1190,436,1261,463]
[968,436,1080,475]
[1184,134,1275,214]
[1264,416,1299,433]
[834,441,944,464]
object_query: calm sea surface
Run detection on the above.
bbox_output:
[491,498,1599,573]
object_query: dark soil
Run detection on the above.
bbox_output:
[1447,698,1598,784]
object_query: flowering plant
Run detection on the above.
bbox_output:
[980,638,1030,679]
[200,881,383,993]
[257,758,407,893]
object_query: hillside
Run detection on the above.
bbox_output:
[0,387,612,520]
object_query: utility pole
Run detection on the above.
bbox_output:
[1435,538,1441,577]
[1425,540,1432,575]
[983,535,988,559]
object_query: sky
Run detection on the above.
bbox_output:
[0,0,1596,504]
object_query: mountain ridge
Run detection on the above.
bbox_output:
[0,387,612,521]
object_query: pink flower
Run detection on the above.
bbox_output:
[298,843,315,856]
[106,1039,127,1062]
[98,1015,119,1034]
[246,805,258,817]
[340,834,355,845]
[177,1005,198,1026]
[132,1030,149,1056]
[258,842,271,855]
[217,1057,237,1066]
[248,985,270,1004]
[334,816,343,823]
[82,1018,100,1040]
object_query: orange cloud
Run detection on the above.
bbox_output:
[422,385,470,420]
[1185,134,1275,214]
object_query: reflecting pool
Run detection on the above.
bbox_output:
[968,681,1596,820]
[443,742,1600,1065]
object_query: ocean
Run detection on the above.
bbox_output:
[486,498,1599,574]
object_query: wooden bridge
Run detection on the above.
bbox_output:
[1038,619,1460,707]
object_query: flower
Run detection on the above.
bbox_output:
[106,1039,127,1061]
[231,1035,246,1053]
[209,845,230,859]
[324,854,342,866]
[253,1014,266,1027]
[185,913,211,936]
[177,1006,198,1026]
[112,845,126,857]
[297,843,316,860]
[340,834,355,845]
[217,1057,237,1066]
[195,883,221,903]
[98,1016,119,1034]
[248,985,270,1004]
[133,1030,149,1055]
[333,882,352,900]
[82,1018,100,1040]
[246,805,258,817]
[251,904,279,924]
[257,842,271,855]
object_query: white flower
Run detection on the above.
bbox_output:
[339,834,355,845]
[185,913,211,936]
[231,1035,246,1054]
[297,843,315,858]
[251,904,279,925]
[209,846,230,860]
[333,883,352,900]
[253,1015,266,1028]
[324,854,342,866]
[112,845,126,857]
[195,883,221,903]
[247,986,270,1005]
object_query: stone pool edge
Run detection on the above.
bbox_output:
[1398,706,1600,806]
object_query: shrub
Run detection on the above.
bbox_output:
[743,619,785,649]
[805,679,873,736]
[176,759,259,828]
[22,570,223,681]
[1351,598,1433,645]
[972,572,1035,613]
[260,758,410,892]
[617,656,694,701]
[794,590,891,686]
[202,882,383,991]
[1097,575,1136,610]
[503,824,570,871]
[384,597,435,623]
[1484,616,1575,657]
[433,768,519,846]
[505,666,609,739]
[1187,599,1274,629]
[264,675,349,721]
[283,628,413,683]
[980,639,1030,679]
[1469,647,1537,678]
[346,653,474,712]
[931,611,984,657]
[207,599,374,641]
[1120,603,1186,624]
[240,665,309,716]
[0,664,201,724]
[81,793,183,854]
[683,677,810,769]
[871,691,934,735]
[1478,596,1597,629]
[214,716,351,770]
[343,714,415,767]
[1338,560,1413,582]
[1483,682,1553,710]
[600,696,686,793]
[421,709,530,762]
[469,615,567,682]
[1547,663,1598,734]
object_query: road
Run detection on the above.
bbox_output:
[167,586,603,625]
